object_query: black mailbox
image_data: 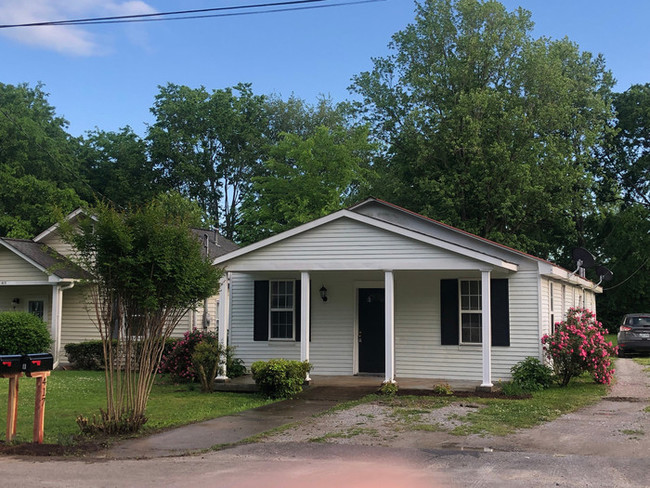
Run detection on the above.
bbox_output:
[0,355,23,374]
[21,353,54,373]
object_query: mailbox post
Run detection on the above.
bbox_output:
[1,353,54,443]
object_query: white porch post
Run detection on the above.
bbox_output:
[216,274,230,380]
[300,271,311,381]
[481,270,493,387]
[384,270,395,384]
[51,285,63,367]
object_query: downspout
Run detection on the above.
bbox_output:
[53,281,75,368]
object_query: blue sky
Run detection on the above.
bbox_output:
[1,0,648,137]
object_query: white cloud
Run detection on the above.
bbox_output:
[0,0,157,56]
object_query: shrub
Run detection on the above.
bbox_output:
[541,307,617,386]
[0,311,51,354]
[159,329,245,381]
[65,338,177,370]
[65,341,106,370]
[191,338,224,392]
[432,382,453,395]
[250,359,312,399]
[510,357,553,392]
[379,381,399,396]
[499,381,528,396]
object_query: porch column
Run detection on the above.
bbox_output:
[300,271,311,381]
[481,270,493,387]
[50,285,62,367]
[216,274,230,380]
[384,270,395,384]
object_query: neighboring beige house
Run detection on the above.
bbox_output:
[0,210,238,366]
[213,198,601,387]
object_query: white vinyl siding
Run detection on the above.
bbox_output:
[230,268,542,381]
[37,230,77,258]
[60,285,100,346]
[0,247,49,281]
[227,218,488,271]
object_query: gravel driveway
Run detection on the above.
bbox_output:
[261,359,650,458]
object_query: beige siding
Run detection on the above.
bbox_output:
[60,285,100,346]
[172,295,219,338]
[0,286,52,324]
[230,218,485,270]
[38,231,76,258]
[0,247,49,281]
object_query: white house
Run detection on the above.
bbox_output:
[214,198,600,387]
[0,210,238,366]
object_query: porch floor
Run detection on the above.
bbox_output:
[214,374,482,393]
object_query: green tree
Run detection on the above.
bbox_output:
[238,124,374,244]
[148,83,268,239]
[0,83,84,237]
[66,194,222,434]
[80,127,162,208]
[351,0,614,258]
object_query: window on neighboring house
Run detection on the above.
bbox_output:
[270,280,294,339]
[28,300,44,320]
[460,280,482,343]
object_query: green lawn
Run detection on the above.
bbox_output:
[1,371,272,444]
[605,333,618,347]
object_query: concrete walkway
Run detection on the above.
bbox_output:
[104,383,379,459]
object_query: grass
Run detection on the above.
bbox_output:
[605,333,618,348]
[310,427,378,443]
[0,370,273,445]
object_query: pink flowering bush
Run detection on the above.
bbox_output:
[541,308,617,387]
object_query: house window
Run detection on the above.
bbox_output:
[28,300,44,320]
[460,280,482,343]
[270,280,294,339]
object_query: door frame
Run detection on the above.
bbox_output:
[353,281,384,375]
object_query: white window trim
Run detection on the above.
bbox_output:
[459,279,482,345]
[269,279,295,341]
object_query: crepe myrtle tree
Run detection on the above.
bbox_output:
[64,194,222,434]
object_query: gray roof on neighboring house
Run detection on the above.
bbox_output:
[0,238,91,280]
[190,229,239,260]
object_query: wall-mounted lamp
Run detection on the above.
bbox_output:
[319,285,328,302]
[11,298,20,309]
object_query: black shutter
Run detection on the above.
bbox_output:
[440,279,459,345]
[294,280,301,342]
[253,281,269,341]
[490,278,510,347]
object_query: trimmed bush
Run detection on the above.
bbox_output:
[65,338,177,370]
[250,359,312,399]
[0,311,51,354]
[191,338,224,392]
[510,357,553,392]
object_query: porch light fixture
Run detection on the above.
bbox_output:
[319,285,328,302]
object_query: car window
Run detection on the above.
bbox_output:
[635,316,650,326]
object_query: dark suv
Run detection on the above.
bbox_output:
[617,313,650,357]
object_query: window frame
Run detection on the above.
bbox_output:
[459,279,482,345]
[269,279,295,340]
[28,300,45,320]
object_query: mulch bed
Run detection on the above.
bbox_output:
[0,439,106,457]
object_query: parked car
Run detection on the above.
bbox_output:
[617,313,650,357]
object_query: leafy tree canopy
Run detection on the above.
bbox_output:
[351,0,614,258]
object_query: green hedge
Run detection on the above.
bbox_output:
[0,311,52,354]
[64,338,178,370]
[251,359,312,399]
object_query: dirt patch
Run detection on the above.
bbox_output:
[0,439,105,457]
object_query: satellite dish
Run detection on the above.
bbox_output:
[595,265,613,286]
[571,247,596,276]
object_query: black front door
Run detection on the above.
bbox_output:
[358,288,385,373]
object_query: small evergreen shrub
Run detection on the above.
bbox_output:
[191,338,224,392]
[510,357,553,392]
[379,381,399,396]
[65,340,106,370]
[432,382,453,395]
[0,311,51,354]
[250,359,312,399]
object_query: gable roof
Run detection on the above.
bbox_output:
[213,198,599,289]
[0,238,91,280]
[190,228,239,260]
